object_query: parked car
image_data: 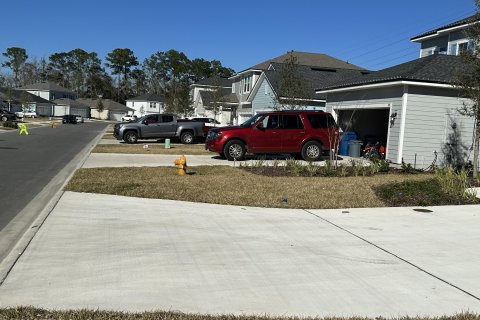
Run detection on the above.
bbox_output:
[0,109,17,122]
[188,117,223,127]
[15,111,37,118]
[74,115,84,123]
[62,115,78,124]
[122,114,138,122]
[113,113,206,144]
[205,110,339,161]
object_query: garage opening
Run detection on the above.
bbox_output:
[336,108,390,152]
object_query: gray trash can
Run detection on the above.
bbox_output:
[348,140,363,158]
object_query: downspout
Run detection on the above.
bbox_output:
[397,85,409,163]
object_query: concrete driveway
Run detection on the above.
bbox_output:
[0,191,479,316]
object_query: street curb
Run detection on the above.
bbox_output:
[0,124,109,285]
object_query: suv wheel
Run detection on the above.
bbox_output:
[301,141,323,162]
[124,131,138,144]
[180,131,194,144]
[224,139,246,161]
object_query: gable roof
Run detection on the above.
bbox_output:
[199,88,239,106]
[18,81,74,93]
[127,93,165,102]
[76,98,132,111]
[0,88,53,104]
[245,51,366,72]
[194,76,233,87]
[261,63,370,100]
[316,54,467,92]
[411,14,478,41]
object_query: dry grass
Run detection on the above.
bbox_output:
[92,144,211,155]
[102,134,117,139]
[65,166,432,209]
[1,307,478,320]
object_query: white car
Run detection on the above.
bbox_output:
[122,114,138,122]
[188,117,224,127]
[15,111,37,118]
[74,115,84,123]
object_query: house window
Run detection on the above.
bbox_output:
[449,40,473,56]
[150,102,156,109]
[243,75,252,93]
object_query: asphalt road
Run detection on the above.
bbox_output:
[0,121,108,262]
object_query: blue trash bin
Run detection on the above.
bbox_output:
[339,132,357,156]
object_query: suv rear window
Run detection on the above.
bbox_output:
[307,114,336,128]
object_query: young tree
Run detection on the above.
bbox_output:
[96,98,105,115]
[175,80,194,118]
[274,51,312,110]
[2,47,28,87]
[454,4,480,178]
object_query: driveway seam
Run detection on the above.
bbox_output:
[302,208,480,302]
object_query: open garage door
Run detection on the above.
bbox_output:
[337,108,390,153]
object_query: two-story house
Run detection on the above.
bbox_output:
[126,93,165,117]
[411,14,477,57]
[17,81,76,101]
[191,51,367,125]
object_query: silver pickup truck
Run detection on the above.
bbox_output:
[113,113,206,144]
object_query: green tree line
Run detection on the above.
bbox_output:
[0,47,234,114]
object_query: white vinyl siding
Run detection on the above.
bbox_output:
[403,86,475,168]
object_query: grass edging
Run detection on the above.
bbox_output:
[1,307,479,320]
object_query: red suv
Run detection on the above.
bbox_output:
[205,111,338,161]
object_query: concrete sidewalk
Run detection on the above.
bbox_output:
[0,191,479,316]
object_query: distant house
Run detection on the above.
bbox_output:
[190,51,367,125]
[17,81,76,101]
[52,98,91,118]
[411,15,478,57]
[126,93,165,117]
[316,54,477,169]
[76,98,133,121]
[0,87,55,116]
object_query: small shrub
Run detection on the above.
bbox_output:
[371,158,390,172]
[338,164,349,177]
[435,167,477,202]
[305,162,321,177]
[285,158,302,176]
[401,159,417,174]
[2,121,18,129]
[320,160,335,177]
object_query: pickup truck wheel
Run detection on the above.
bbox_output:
[301,141,323,162]
[1,116,7,122]
[224,140,246,161]
[124,131,138,144]
[180,131,194,144]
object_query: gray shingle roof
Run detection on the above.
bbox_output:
[265,63,370,100]
[0,88,53,104]
[199,89,238,106]
[247,51,366,72]
[411,14,478,41]
[18,81,74,93]
[317,54,467,91]
[127,93,165,102]
[76,98,132,111]
[195,76,233,87]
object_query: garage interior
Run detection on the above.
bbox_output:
[337,108,390,147]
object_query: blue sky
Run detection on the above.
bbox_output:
[0,0,477,73]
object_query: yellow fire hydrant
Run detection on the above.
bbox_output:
[174,155,188,176]
[51,121,56,128]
